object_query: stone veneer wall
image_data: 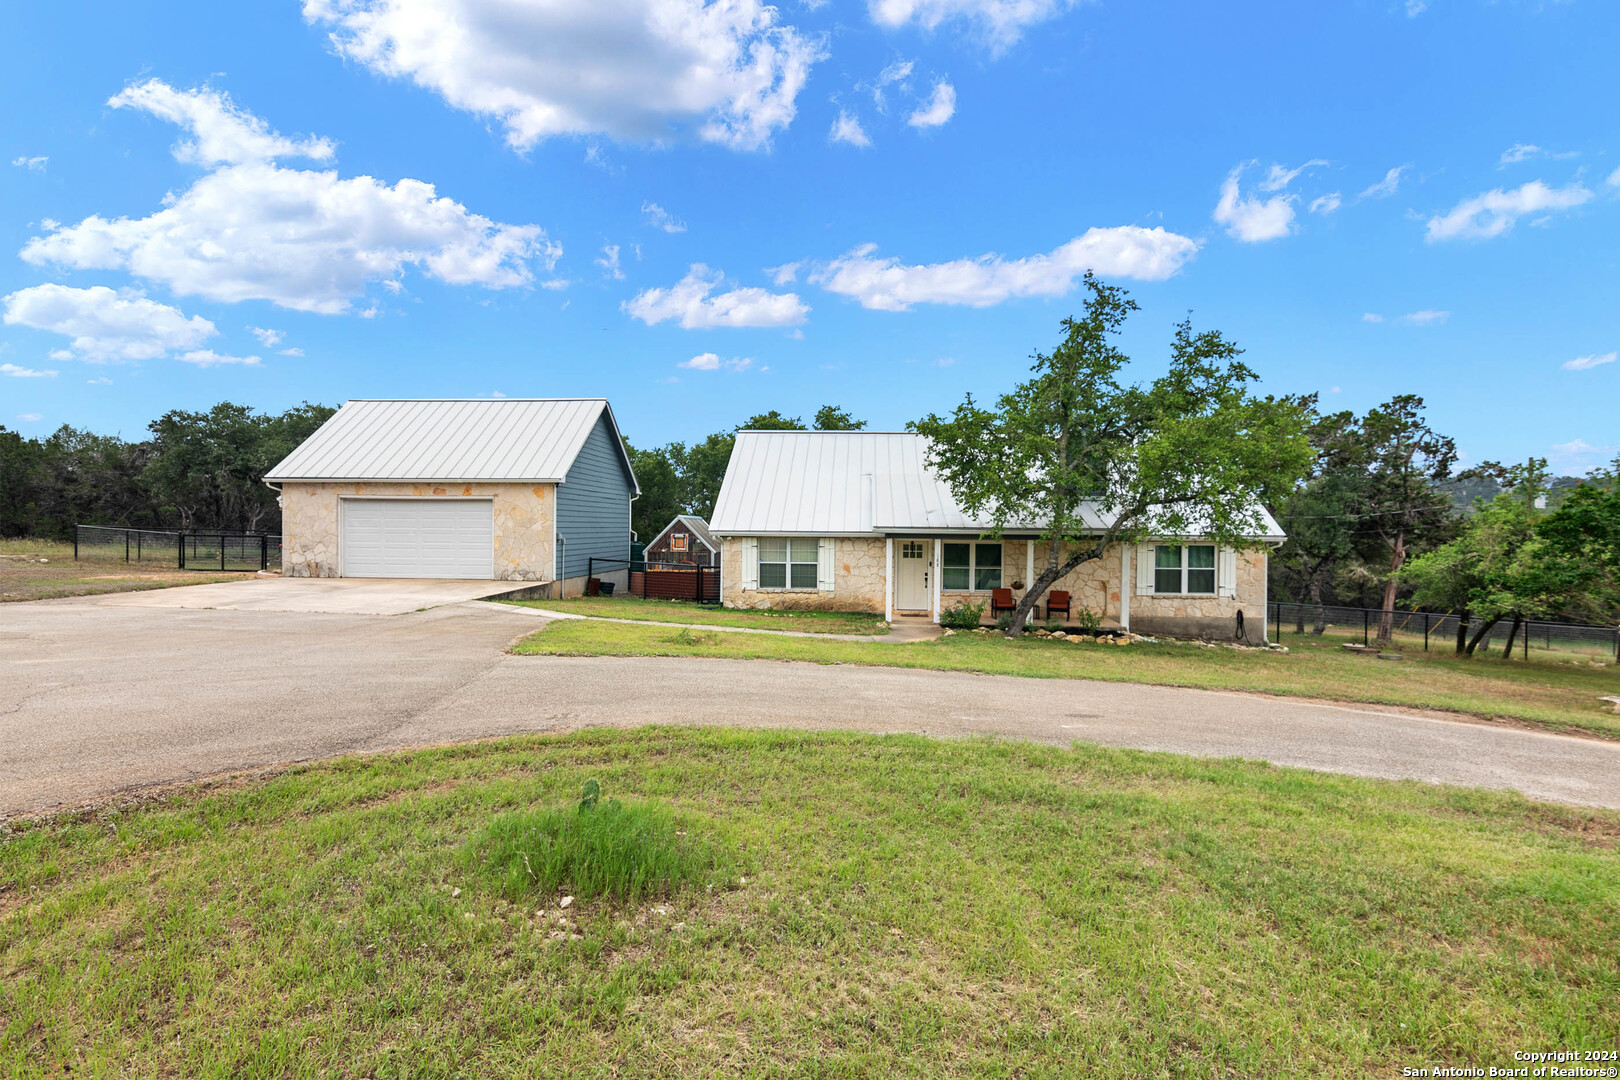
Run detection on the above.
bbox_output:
[720,537,886,613]
[940,541,1125,625]
[1129,548,1268,643]
[279,481,555,580]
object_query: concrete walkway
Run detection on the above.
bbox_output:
[495,603,945,642]
[3,597,1618,818]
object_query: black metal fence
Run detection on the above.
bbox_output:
[75,524,281,572]
[1267,601,1619,660]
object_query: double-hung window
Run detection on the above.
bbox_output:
[941,542,1002,591]
[759,538,819,589]
[1154,544,1216,595]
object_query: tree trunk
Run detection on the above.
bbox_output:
[1500,613,1523,659]
[1464,616,1499,656]
[1309,574,1327,635]
[1376,530,1407,645]
[1006,542,1101,637]
[1454,610,1470,656]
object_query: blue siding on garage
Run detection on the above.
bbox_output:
[556,412,635,579]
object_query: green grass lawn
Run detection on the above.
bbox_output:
[0,538,254,602]
[2,729,1614,1077]
[508,594,891,634]
[512,619,1620,740]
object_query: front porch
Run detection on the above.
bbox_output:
[882,535,1134,630]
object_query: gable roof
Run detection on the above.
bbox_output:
[709,430,1282,540]
[265,399,638,492]
[647,514,716,552]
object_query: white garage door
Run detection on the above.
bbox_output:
[342,499,494,579]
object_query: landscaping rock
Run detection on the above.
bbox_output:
[559,895,574,909]
[1600,696,1620,715]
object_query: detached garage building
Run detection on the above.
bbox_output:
[265,398,638,591]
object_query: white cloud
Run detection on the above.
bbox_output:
[16,413,43,422]
[1359,165,1407,199]
[1,284,216,361]
[907,81,956,128]
[642,202,687,234]
[1549,438,1616,465]
[87,376,113,385]
[1608,166,1620,188]
[625,264,809,328]
[872,59,914,110]
[809,227,1199,311]
[0,363,58,378]
[678,351,754,372]
[1401,309,1450,326]
[596,244,625,281]
[11,155,47,172]
[1500,143,1541,165]
[247,326,284,347]
[1213,164,1296,242]
[1562,351,1616,371]
[1259,159,1327,192]
[23,81,556,314]
[766,261,802,285]
[1425,179,1592,241]
[109,80,334,166]
[302,0,823,152]
[48,349,72,361]
[830,110,871,147]
[1309,192,1342,214]
[178,350,262,367]
[868,0,1072,50]
[1405,0,1427,16]
[1362,313,1385,323]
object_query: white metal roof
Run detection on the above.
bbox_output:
[265,398,637,490]
[709,430,1283,540]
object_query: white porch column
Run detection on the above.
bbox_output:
[1119,543,1131,632]
[1025,539,1036,625]
[884,537,894,623]
[932,538,942,623]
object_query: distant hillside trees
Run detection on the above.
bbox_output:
[0,401,334,539]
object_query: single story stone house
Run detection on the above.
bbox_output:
[265,398,638,593]
[707,430,1282,643]
[644,514,718,567]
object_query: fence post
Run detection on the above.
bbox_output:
[1362,608,1368,647]
[178,531,185,570]
[260,534,268,572]
[1423,612,1429,652]
[221,535,226,572]
[136,531,141,561]
[74,527,79,562]
[125,530,130,563]
[1523,621,1529,661]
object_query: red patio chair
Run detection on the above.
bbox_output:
[1046,590,1071,622]
[990,588,1017,618]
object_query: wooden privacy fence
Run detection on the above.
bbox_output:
[587,557,721,605]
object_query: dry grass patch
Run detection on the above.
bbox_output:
[0,538,253,602]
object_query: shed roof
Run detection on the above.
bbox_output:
[265,399,637,492]
[648,514,717,552]
[709,430,1282,540]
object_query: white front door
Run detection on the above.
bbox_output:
[895,539,931,611]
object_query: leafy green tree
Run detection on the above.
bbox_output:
[1536,469,1620,624]
[1273,408,1365,633]
[1351,396,1458,645]
[739,411,806,431]
[913,273,1313,637]
[813,405,866,431]
[624,441,683,543]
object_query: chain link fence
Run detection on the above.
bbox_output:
[1268,601,1619,661]
[75,525,281,572]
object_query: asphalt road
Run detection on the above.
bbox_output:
[5,594,1619,818]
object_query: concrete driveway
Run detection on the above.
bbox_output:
[4,590,1619,818]
[86,575,539,615]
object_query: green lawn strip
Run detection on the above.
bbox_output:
[2,729,1615,1077]
[507,594,890,634]
[513,620,1620,740]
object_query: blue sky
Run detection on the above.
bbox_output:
[1,0,1615,474]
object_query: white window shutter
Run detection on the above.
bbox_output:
[1136,544,1155,594]
[1218,546,1238,598]
[741,537,758,590]
[817,538,835,591]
